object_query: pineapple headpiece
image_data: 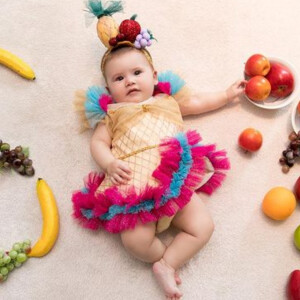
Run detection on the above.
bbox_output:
[85,0,155,74]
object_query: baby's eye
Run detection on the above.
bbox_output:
[134,70,142,75]
[115,76,124,81]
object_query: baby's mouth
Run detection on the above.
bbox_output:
[127,88,140,95]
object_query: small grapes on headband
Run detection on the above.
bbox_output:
[85,0,156,49]
[134,27,156,49]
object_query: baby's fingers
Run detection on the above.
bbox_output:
[233,80,248,89]
[111,174,124,185]
[117,169,132,181]
[237,79,247,88]
[110,177,119,185]
[231,80,246,88]
[118,161,132,174]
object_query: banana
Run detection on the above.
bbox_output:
[0,48,35,80]
[28,179,59,257]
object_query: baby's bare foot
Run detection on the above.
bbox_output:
[153,259,183,299]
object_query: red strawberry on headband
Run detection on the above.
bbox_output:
[119,14,141,42]
[108,13,155,49]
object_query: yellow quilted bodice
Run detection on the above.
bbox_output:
[97,94,184,193]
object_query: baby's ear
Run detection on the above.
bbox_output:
[153,70,158,85]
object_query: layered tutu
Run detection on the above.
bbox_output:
[72,130,230,233]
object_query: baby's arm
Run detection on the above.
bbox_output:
[90,123,132,185]
[178,80,247,116]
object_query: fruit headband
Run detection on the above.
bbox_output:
[85,0,156,74]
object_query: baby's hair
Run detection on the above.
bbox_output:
[102,46,135,76]
[101,44,153,78]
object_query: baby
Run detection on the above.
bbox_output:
[73,44,246,299]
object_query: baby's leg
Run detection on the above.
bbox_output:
[164,193,215,270]
[153,194,214,299]
[120,221,166,263]
[121,221,182,299]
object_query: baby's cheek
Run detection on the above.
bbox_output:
[110,90,123,102]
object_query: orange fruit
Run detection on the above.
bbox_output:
[262,187,296,220]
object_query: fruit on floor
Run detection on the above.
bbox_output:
[262,186,296,220]
[28,179,59,257]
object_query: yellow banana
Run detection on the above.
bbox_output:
[28,179,59,257]
[0,48,35,80]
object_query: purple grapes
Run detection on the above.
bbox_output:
[0,139,35,177]
[134,29,153,49]
[279,131,300,173]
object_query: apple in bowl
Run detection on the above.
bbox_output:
[265,61,294,98]
[245,54,271,77]
[245,75,271,101]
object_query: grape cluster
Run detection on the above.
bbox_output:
[0,240,31,283]
[0,140,35,176]
[134,29,153,49]
[279,131,300,173]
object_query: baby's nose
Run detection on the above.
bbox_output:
[125,77,135,86]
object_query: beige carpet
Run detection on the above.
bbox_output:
[1,0,300,299]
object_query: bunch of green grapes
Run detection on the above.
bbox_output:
[0,140,35,176]
[0,240,31,282]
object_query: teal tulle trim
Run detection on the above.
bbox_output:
[85,0,123,19]
[160,133,192,205]
[84,86,109,128]
[158,71,185,95]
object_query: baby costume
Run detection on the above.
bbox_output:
[72,72,230,233]
[71,0,230,234]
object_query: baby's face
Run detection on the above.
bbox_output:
[104,49,158,103]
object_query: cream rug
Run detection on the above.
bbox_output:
[1,0,300,299]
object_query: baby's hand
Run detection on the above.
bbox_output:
[106,159,132,185]
[226,80,247,103]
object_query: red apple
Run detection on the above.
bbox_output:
[245,75,271,101]
[287,270,300,300]
[265,62,294,98]
[245,54,271,76]
[294,176,300,201]
[238,128,263,152]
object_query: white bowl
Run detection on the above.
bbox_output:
[243,57,300,110]
[291,99,300,133]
